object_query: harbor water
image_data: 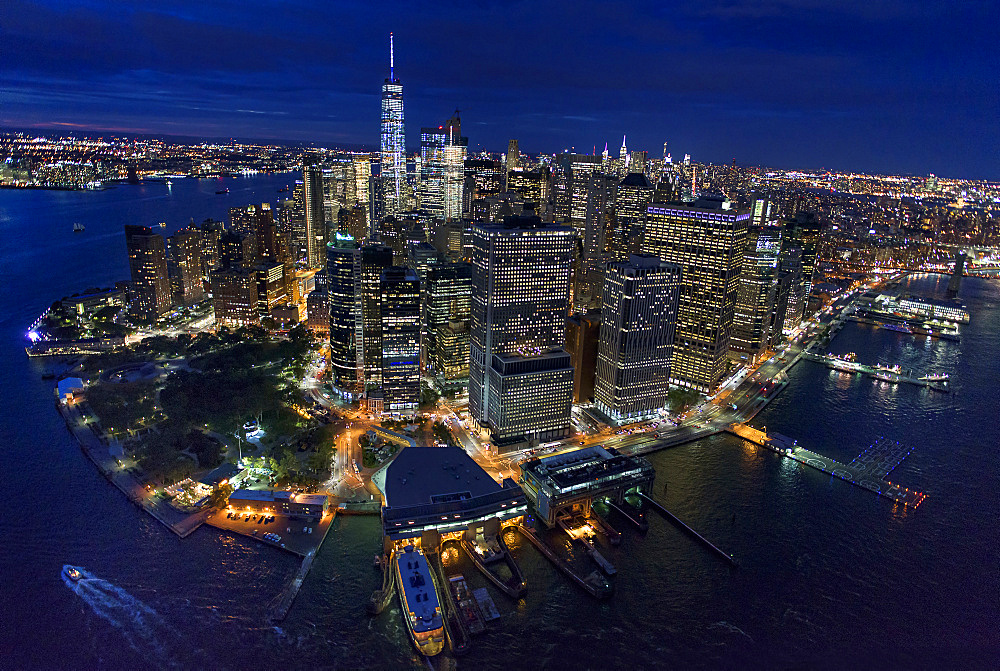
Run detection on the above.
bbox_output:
[2,177,998,668]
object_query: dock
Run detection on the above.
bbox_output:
[802,352,950,391]
[425,547,471,656]
[268,512,337,622]
[516,522,613,599]
[728,425,927,509]
[637,493,737,568]
[459,533,527,598]
[605,500,648,533]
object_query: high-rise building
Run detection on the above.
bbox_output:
[167,227,205,306]
[218,230,258,269]
[210,266,258,327]
[642,197,750,392]
[464,159,505,212]
[255,261,288,318]
[419,112,467,221]
[468,215,575,450]
[485,350,574,447]
[594,255,681,424]
[380,266,421,413]
[124,225,172,322]
[380,33,406,219]
[565,313,601,403]
[732,225,783,359]
[505,139,519,175]
[303,159,327,267]
[196,218,225,274]
[360,244,394,390]
[327,233,361,397]
[613,172,653,260]
[507,168,549,215]
[427,262,472,380]
[231,203,285,263]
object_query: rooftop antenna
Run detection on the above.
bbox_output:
[389,32,395,80]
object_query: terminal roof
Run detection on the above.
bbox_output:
[381,446,502,508]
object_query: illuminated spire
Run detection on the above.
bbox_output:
[389,32,395,80]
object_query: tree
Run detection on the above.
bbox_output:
[209,483,234,509]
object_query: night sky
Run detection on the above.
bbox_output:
[3,0,998,178]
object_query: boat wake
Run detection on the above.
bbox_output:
[62,565,180,667]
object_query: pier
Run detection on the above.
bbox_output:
[636,494,738,568]
[516,522,613,599]
[802,351,950,391]
[728,425,927,509]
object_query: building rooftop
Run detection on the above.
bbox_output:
[57,377,85,396]
[523,445,654,491]
[379,446,502,508]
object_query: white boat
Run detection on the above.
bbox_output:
[63,566,82,581]
[72,223,85,233]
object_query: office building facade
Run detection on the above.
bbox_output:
[594,255,681,424]
[641,197,749,392]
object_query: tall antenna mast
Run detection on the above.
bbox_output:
[390,32,395,80]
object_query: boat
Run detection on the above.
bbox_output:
[919,373,950,382]
[448,575,486,635]
[877,321,913,334]
[72,222,85,233]
[63,566,82,582]
[395,545,446,656]
[277,186,289,193]
[216,188,229,194]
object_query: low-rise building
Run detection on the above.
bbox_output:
[519,445,655,527]
[227,489,329,519]
[373,445,527,552]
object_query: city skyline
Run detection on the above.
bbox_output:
[3,1,999,179]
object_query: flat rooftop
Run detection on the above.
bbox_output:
[523,445,654,491]
[380,446,502,508]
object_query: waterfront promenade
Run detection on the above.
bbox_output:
[58,398,207,537]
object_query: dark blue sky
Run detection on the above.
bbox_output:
[3,0,998,178]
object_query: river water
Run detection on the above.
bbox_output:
[2,176,998,669]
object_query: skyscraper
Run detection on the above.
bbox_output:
[731,225,783,359]
[419,112,467,221]
[360,244,394,390]
[167,227,205,306]
[124,225,172,322]
[380,33,406,219]
[594,255,681,424]
[327,233,361,398]
[426,262,472,382]
[642,196,749,392]
[505,139,519,176]
[380,266,421,414]
[303,159,327,267]
[468,215,575,450]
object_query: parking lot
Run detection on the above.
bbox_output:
[204,508,336,556]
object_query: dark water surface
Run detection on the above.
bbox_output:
[2,179,998,669]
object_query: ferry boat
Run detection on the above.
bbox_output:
[875,363,902,374]
[215,188,229,194]
[919,373,950,382]
[395,545,445,656]
[877,321,913,334]
[63,566,82,582]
